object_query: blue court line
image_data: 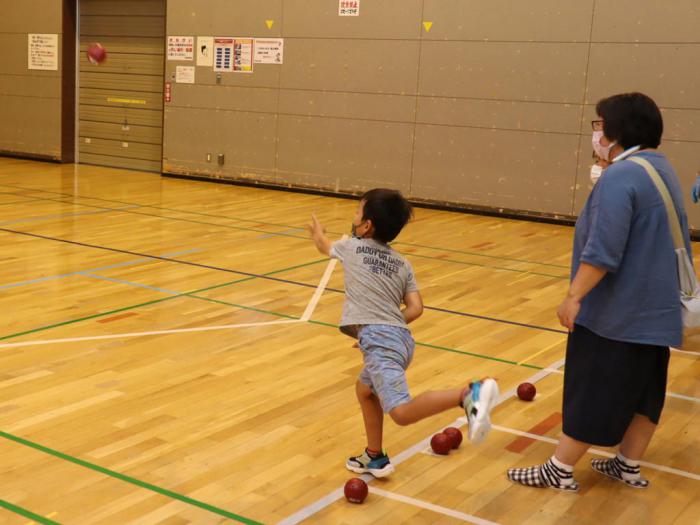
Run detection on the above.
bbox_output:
[0,205,140,226]
[80,262,568,337]
[0,249,200,291]
[79,272,183,295]
[258,227,306,239]
[0,197,49,206]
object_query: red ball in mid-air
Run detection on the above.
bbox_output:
[517,382,536,401]
[87,43,107,65]
[344,478,368,504]
[430,432,452,455]
[443,427,463,449]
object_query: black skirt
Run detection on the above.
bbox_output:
[562,324,670,446]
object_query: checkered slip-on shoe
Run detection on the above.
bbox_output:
[346,449,395,478]
[591,457,649,488]
[507,460,579,492]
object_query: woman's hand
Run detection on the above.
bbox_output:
[557,295,581,332]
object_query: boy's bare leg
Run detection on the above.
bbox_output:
[356,380,384,451]
[389,388,463,426]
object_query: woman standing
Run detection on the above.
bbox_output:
[507,92,692,491]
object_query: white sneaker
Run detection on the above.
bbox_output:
[464,378,499,444]
[346,449,395,478]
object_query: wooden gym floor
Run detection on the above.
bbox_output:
[0,157,698,525]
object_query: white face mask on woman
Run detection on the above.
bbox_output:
[592,130,617,162]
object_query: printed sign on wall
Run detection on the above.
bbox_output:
[214,38,234,72]
[28,34,58,70]
[214,37,254,72]
[339,0,360,16]
[233,38,254,72]
[167,36,194,60]
[176,66,195,84]
[254,38,284,64]
[197,36,214,66]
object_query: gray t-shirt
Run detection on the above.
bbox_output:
[330,237,419,337]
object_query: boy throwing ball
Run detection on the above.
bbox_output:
[308,189,499,477]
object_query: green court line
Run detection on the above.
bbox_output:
[0,197,48,206]
[414,341,542,369]
[0,264,549,371]
[26,194,307,240]
[3,194,567,278]
[0,258,327,343]
[59,193,571,269]
[0,499,62,525]
[406,252,567,279]
[303,320,544,370]
[186,294,297,320]
[0,432,262,525]
[0,228,558,370]
[52,196,567,275]
[0,182,573,269]
[394,240,570,269]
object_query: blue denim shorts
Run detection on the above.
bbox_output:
[358,324,415,413]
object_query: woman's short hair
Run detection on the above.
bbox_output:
[596,92,663,149]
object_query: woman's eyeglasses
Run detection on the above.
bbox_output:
[591,120,604,131]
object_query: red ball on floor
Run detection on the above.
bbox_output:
[517,382,536,401]
[344,478,368,503]
[430,432,452,455]
[443,427,463,449]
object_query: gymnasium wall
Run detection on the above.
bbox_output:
[0,1,71,160]
[162,0,700,224]
[0,1,698,224]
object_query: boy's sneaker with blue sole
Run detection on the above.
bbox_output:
[464,378,499,444]
[346,449,395,478]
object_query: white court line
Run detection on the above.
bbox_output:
[300,235,347,322]
[544,367,564,375]
[497,358,565,402]
[490,424,700,482]
[0,251,345,350]
[520,364,700,403]
[276,488,345,525]
[277,357,568,525]
[666,391,700,403]
[671,347,700,357]
[0,319,300,349]
[277,342,698,524]
[368,487,500,525]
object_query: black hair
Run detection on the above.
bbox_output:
[360,188,413,243]
[595,92,663,149]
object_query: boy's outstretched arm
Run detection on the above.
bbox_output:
[402,290,423,324]
[307,213,332,256]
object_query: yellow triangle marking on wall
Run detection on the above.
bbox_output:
[423,21,433,32]
[266,20,274,29]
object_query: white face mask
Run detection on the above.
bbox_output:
[592,130,617,162]
[590,164,604,185]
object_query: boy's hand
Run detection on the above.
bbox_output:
[402,290,423,324]
[307,213,332,256]
[307,213,326,237]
